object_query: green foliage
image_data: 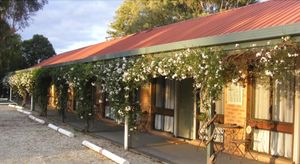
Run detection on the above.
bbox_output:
[34,68,52,116]
[124,48,227,110]
[108,0,257,37]
[0,0,47,96]
[7,69,38,97]
[22,34,56,67]
[50,67,69,121]
[5,37,299,128]
[0,33,26,78]
[226,37,300,85]
[0,0,47,31]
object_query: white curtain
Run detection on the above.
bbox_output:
[253,129,270,153]
[254,80,271,120]
[105,106,115,119]
[215,92,224,114]
[214,127,224,143]
[271,131,292,158]
[165,79,175,109]
[273,80,294,123]
[164,115,174,132]
[155,114,162,130]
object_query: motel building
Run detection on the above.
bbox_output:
[6,1,300,164]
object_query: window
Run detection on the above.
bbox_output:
[251,77,294,158]
[153,78,175,133]
[155,78,175,109]
[253,129,292,158]
[154,114,174,133]
[253,78,294,123]
[227,83,243,105]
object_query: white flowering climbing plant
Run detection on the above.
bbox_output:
[3,36,299,127]
[226,36,300,86]
[123,48,227,111]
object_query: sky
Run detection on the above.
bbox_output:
[19,0,123,54]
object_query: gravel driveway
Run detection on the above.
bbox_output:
[0,105,159,164]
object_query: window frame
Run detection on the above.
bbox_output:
[247,76,295,158]
[151,78,175,132]
[248,77,294,134]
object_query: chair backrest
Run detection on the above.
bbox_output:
[245,125,252,135]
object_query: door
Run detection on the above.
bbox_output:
[177,78,195,139]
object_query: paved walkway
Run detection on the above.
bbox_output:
[44,109,263,164]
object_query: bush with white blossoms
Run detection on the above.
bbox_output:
[226,36,300,86]
[7,69,38,97]
[4,36,299,129]
[123,48,227,111]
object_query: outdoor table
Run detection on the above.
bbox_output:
[214,123,242,153]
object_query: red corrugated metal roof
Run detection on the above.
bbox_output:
[36,0,300,67]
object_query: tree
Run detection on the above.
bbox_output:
[108,0,257,38]
[0,0,47,34]
[0,33,25,97]
[22,34,56,67]
[0,0,47,96]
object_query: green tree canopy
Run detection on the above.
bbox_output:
[0,0,47,32]
[0,33,25,78]
[0,0,47,76]
[22,34,56,67]
[108,0,257,38]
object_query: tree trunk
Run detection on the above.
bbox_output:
[22,93,27,107]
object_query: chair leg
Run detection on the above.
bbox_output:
[246,151,256,160]
[232,143,246,157]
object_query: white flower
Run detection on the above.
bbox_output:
[232,78,239,83]
[158,68,163,75]
[196,83,201,88]
[125,106,131,112]
[88,113,92,116]
[266,52,271,58]
[117,68,122,74]
[265,70,273,77]
[260,57,267,63]
[172,74,177,79]
[256,52,261,57]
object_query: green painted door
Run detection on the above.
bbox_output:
[177,79,194,139]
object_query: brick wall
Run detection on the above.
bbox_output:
[139,83,152,131]
[223,83,248,154]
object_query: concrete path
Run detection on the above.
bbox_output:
[45,109,264,164]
